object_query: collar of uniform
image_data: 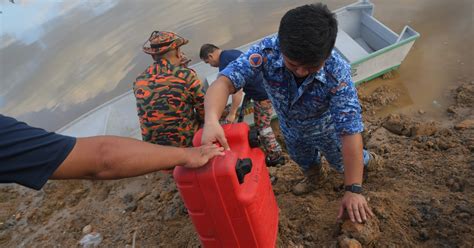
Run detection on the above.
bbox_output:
[276,56,328,85]
[153,58,174,72]
[314,67,328,84]
[155,58,172,67]
[299,69,327,86]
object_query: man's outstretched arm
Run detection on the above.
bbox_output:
[201,75,236,150]
[51,136,224,180]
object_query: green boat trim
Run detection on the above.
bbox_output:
[351,34,420,67]
[354,64,401,86]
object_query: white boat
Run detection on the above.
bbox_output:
[58,0,419,139]
[334,0,419,84]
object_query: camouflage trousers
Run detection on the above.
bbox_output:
[222,98,282,160]
[253,99,283,160]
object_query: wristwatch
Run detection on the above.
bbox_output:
[345,184,363,194]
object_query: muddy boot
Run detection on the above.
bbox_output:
[292,166,322,196]
[364,152,384,180]
[265,154,286,167]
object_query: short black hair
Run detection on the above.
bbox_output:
[278,3,338,65]
[199,44,219,59]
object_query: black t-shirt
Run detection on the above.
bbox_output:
[0,115,76,190]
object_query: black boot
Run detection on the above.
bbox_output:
[265,155,286,167]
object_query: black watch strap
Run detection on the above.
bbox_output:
[345,184,363,194]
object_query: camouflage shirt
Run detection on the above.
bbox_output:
[133,58,205,147]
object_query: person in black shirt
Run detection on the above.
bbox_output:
[0,114,224,190]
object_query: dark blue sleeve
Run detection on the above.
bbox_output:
[0,115,76,190]
[218,50,244,71]
[220,45,264,91]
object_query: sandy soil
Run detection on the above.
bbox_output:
[1,80,472,247]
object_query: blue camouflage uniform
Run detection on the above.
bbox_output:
[220,35,370,172]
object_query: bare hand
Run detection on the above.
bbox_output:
[201,121,230,150]
[337,192,374,223]
[183,144,225,168]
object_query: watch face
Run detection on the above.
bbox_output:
[353,185,363,193]
[346,184,362,193]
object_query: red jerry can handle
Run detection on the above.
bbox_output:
[193,123,253,154]
[235,158,253,184]
[191,122,263,204]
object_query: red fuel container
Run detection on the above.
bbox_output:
[173,123,279,248]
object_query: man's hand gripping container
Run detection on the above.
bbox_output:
[173,122,279,248]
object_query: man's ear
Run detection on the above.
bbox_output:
[175,48,182,59]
